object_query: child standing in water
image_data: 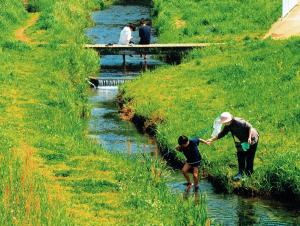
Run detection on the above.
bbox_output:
[176,135,209,192]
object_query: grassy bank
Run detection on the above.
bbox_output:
[120,0,300,202]
[0,0,27,40]
[121,40,300,201]
[0,0,208,225]
[152,0,281,43]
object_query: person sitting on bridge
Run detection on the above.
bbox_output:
[176,135,209,192]
[139,18,151,44]
[139,18,151,60]
[118,23,136,45]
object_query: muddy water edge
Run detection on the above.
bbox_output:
[86,3,300,226]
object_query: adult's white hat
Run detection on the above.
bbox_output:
[220,112,233,124]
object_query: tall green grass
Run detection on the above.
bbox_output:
[152,0,281,43]
[0,43,77,226]
[0,0,100,224]
[0,0,27,40]
[53,149,208,225]
[0,0,208,224]
[26,0,106,42]
[116,153,208,225]
[121,39,300,201]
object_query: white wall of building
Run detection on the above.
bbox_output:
[282,0,298,17]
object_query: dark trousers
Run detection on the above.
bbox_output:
[236,142,258,176]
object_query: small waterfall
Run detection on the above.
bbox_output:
[89,77,133,87]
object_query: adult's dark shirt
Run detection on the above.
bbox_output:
[139,25,151,44]
[217,117,257,143]
[179,138,202,164]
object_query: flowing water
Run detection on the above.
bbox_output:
[86,4,300,226]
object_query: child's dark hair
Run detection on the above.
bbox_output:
[178,135,189,145]
[140,18,145,25]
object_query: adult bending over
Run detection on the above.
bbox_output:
[207,112,259,181]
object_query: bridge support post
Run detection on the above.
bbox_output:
[166,52,182,64]
[122,54,126,65]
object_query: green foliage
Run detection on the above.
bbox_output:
[257,151,300,202]
[115,153,208,225]
[0,155,75,226]
[35,8,55,30]
[0,0,27,40]
[40,152,68,164]
[1,40,31,51]
[66,179,119,194]
[0,0,102,224]
[27,0,55,12]
[152,0,281,42]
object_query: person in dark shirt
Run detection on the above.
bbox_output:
[139,18,151,44]
[207,112,259,181]
[176,135,209,191]
[139,18,151,60]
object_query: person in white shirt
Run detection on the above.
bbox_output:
[118,23,135,45]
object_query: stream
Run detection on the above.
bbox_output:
[86,4,300,226]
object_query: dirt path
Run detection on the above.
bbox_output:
[15,13,39,43]
[264,3,300,39]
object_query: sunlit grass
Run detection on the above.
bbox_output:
[0,0,209,225]
[152,0,281,43]
[121,39,300,201]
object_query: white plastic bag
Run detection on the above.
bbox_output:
[211,117,222,137]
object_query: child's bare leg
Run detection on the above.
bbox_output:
[182,163,191,184]
[193,167,199,187]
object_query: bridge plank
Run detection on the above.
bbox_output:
[84,43,217,55]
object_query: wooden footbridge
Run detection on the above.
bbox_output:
[85,43,219,63]
[86,43,221,87]
[85,43,212,55]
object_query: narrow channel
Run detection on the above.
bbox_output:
[86,4,300,225]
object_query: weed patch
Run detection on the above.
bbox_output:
[66,179,119,194]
